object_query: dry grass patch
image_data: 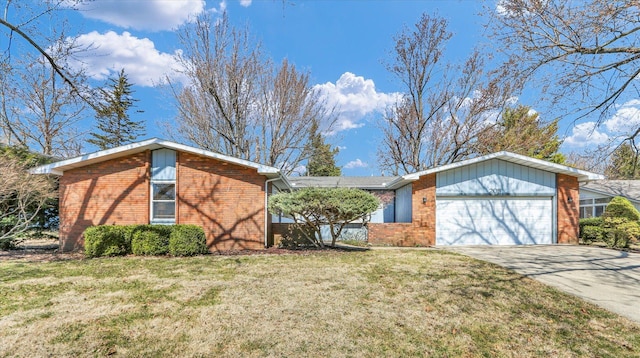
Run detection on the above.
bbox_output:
[1,250,639,357]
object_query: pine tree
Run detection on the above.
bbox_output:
[477,105,565,163]
[605,143,640,179]
[87,69,144,150]
[305,120,340,176]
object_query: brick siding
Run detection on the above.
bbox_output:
[368,174,436,246]
[176,152,266,251]
[557,173,579,244]
[58,151,150,251]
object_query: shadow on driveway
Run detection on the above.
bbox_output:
[446,245,640,324]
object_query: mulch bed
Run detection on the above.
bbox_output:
[0,245,359,263]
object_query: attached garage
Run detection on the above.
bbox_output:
[436,197,553,245]
[434,158,558,246]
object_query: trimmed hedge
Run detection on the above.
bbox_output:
[169,225,207,256]
[131,230,169,256]
[84,224,208,257]
[579,217,604,243]
[84,225,133,258]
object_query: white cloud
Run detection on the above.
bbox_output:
[70,31,187,87]
[564,99,640,148]
[603,99,640,133]
[239,0,252,7]
[73,0,205,31]
[344,159,368,169]
[564,122,610,147]
[314,72,401,134]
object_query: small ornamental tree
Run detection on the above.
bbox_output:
[268,188,380,248]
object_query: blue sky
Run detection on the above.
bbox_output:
[17,0,640,174]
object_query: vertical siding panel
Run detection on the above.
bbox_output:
[395,184,412,223]
[152,149,176,180]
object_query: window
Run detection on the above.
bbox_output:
[152,183,175,220]
[579,197,611,218]
[151,149,176,223]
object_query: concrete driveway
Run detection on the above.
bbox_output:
[446,245,640,324]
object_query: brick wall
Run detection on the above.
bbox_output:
[368,174,436,246]
[557,173,579,244]
[177,152,266,251]
[59,152,150,251]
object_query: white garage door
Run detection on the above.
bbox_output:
[436,197,553,246]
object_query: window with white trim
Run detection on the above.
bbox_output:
[151,149,176,223]
[579,198,611,218]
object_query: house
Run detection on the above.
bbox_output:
[32,138,290,252]
[33,139,602,251]
[290,153,603,246]
[579,180,640,218]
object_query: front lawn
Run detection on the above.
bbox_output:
[1,250,638,357]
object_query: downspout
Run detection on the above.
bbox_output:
[264,177,279,248]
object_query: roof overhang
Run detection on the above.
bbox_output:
[30,138,283,178]
[384,151,604,189]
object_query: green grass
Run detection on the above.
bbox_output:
[1,250,639,357]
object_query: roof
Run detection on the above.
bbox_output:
[581,180,640,203]
[288,152,603,190]
[289,176,400,190]
[400,151,603,184]
[30,138,284,180]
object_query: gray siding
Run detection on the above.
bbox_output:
[383,200,395,223]
[436,159,555,196]
[151,149,176,181]
[395,184,412,223]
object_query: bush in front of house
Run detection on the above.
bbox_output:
[84,225,131,258]
[169,225,207,256]
[602,196,640,249]
[603,196,640,222]
[130,225,175,256]
[579,217,604,243]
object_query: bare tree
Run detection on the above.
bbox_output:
[0,155,56,248]
[4,34,87,157]
[1,2,90,157]
[169,13,333,174]
[172,13,261,159]
[491,0,640,132]
[257,59,332,171]
[1,1,87,104]
[379,14,515,175]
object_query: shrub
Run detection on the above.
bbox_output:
[603,217,640,249]
[600,197,640,249]
[602,196,640,221]
[131,230,169,256]
[169,225,207,256]
[84,225,130,257]
[579,217,604,243]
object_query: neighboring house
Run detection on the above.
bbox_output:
[579,180,640,218]
[32,138,290,252]
[33,139,602,251]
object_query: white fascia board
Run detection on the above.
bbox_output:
[406,151,604,182]
[30,138,282,176]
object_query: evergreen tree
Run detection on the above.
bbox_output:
[87,69,144,150]
[477,105,565,163]
[605,143,640,179]
[305,120,340,176]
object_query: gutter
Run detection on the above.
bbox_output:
[264,177,280,248]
